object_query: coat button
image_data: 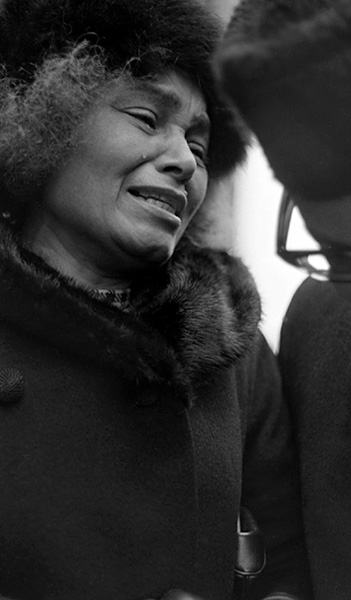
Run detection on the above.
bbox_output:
[0,368,25,402]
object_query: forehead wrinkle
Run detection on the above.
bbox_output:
[132,80,182,112]
[112,77,211,143]
[138,80,211,141]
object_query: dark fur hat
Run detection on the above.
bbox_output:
[215,0,351,200]
[0,0,246,179]
[0,0,221,80]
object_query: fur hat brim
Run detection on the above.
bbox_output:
[215,0,351,200]
[0,0,246,178]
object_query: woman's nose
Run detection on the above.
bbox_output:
[155,134,197,184]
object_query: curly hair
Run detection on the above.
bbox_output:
[0,44,126,206]
[0,44,246,223]
[0,0,247,221]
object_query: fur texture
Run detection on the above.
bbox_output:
[0,0,246,177]
[215,0,351,199]
[0,222,261,407]
[218,0,351,82]
[0,0,220,78]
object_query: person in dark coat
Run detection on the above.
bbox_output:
[214,2,351,598]
[0,1,310,599]
[278,194,351,600]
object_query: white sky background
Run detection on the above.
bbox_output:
[232,143,307,353]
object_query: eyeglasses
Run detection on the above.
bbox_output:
[276,190,351,282]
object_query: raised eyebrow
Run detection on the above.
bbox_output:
[136,82,210,132]
[127,80,211,140]
[132,81,182,111]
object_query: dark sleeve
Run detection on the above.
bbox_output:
[239,332,313,599]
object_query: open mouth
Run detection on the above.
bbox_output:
[132,191,176,215]
[129,187,186,218]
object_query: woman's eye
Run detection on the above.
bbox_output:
[189,142,208,167]
[126,109,157,130]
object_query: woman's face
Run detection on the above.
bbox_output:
[38,70,210,277]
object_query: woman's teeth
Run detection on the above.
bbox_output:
[131,190,177,215]
[144,197,176,215]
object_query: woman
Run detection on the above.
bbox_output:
[0,1,309,599]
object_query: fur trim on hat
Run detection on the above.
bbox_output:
[0,0,246,177]
[0,0,218,79]
[215,0,351,199]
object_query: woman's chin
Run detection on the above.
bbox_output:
[141,243,176,267]
[123,238,177,271]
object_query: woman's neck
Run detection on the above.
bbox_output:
[21,220,132,291]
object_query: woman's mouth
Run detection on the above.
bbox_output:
[133,192,176,215]
[128,186,187,218]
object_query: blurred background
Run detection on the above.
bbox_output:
[232,143,306,352]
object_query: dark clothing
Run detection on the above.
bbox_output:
[0,224,307,600]
[216,0,351,201]
[280,277,351,600]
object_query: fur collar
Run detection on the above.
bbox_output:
[0,224,261,405]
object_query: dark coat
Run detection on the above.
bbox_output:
[280,277,351,600]
[0,223,307,600]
